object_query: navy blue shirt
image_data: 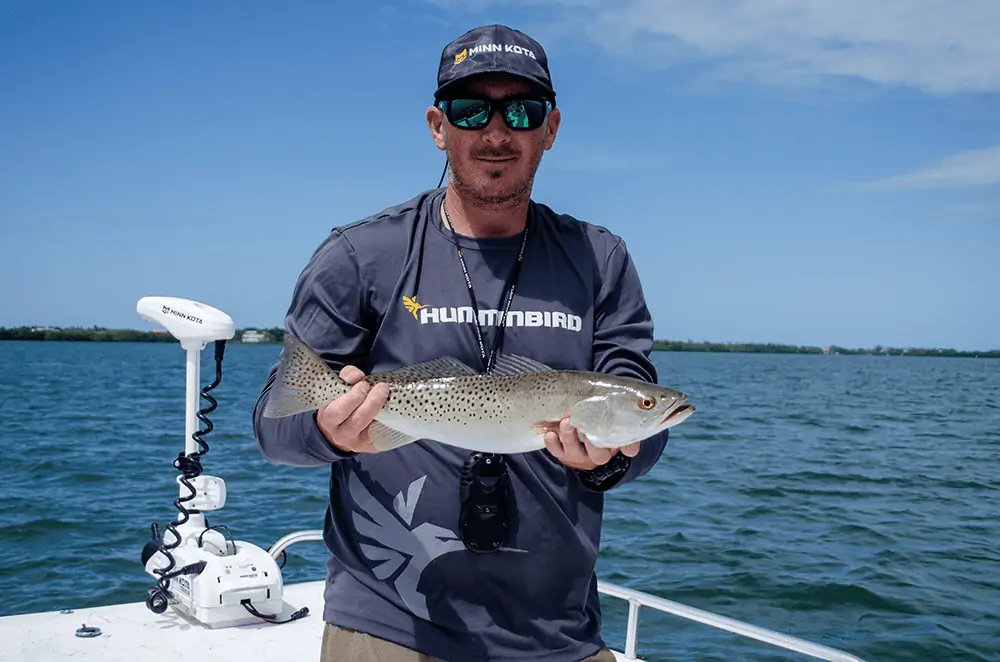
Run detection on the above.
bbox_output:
[253,187,669,661]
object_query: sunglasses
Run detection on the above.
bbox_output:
[436,97,552,131]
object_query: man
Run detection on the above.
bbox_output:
[253,24,670,662]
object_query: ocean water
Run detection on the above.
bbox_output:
[1,340,997,662]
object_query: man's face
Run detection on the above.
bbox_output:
[428,75,561,208]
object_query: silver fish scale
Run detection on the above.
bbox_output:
[370,371,593,427]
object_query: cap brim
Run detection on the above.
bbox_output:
[435,69,555,102]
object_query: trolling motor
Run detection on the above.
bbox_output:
[135,296,305,628]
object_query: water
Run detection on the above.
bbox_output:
[1,341,998,661]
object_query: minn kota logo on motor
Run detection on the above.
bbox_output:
[161,305,203,325]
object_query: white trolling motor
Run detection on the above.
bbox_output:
[135,296,306,628]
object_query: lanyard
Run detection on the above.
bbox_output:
[441,198,529,375]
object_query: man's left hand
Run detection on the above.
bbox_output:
[544,416,640,471]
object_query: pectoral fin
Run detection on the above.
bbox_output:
[531,420,562,437]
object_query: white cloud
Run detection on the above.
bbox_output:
[860,144,1000,190]
[426,0,1000,95]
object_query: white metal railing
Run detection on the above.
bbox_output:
[597,580,866,662]
[268,528,325,560]
[268,530,866,662]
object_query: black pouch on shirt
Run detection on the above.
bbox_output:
[576,451,632,492]
[459,452,510,553]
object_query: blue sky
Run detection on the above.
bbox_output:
[2,0,998,351]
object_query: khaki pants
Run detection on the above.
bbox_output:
[320,623,618,662]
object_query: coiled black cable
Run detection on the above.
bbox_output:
[242,599,309,624]
[143,340,227,614]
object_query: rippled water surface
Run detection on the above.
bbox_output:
[1,341,998,661]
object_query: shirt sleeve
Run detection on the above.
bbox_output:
[586,236,670,488]
[252,230,373,467]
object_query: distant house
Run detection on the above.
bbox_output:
[241,329,271,343]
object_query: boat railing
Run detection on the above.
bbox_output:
[267,530,867,662]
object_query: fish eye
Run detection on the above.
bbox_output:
[638,396,656,410]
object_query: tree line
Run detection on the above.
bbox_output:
[2,326,996,358]
[0,326,287,344]
[651,339,999,358]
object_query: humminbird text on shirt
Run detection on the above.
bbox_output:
[418,305,582,332]
[468,43,536,59]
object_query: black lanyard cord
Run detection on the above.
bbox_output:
[441,198,529,375]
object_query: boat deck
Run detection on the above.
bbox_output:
[1,580,320,662]
[0,579,634,662]
[0,528,869,662]
[0,574,870,662]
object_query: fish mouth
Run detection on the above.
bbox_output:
[660,403,695,426]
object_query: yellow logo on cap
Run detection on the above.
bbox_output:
[454,48,467,64]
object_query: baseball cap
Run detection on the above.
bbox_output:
[434,25,555,103]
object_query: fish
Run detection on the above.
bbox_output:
[262,334,695,454]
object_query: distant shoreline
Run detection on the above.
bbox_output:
[3,326,997,359]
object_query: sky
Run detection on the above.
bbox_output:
[1,0,998,351]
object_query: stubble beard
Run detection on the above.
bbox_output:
[447,145,545,212]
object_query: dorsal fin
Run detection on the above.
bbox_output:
[489,354,554,376]
[378,356,479,382]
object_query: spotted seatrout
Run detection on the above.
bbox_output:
[263,334,695,454]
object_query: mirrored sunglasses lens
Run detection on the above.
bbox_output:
[503,99,546,129]
[448,99,491,128]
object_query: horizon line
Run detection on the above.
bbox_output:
[2,324,997,355]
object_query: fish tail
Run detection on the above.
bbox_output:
[261,334,349,418]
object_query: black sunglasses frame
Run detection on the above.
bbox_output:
[436,96,553,131]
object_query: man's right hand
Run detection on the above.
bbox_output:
[316,365,390,454]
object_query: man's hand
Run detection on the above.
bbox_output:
[543,416,640,471]
[316,365,390,454]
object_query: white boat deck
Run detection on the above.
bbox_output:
[0,568,868,662]
[0,579,634,662]
[1,580,326,662]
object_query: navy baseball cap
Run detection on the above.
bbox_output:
[434,25,555,103]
